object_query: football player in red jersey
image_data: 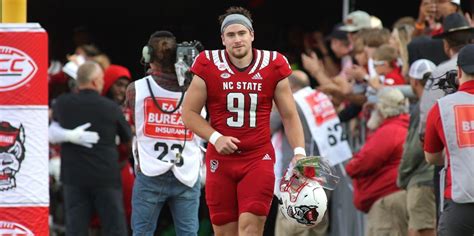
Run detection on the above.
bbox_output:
[182,6,306,236]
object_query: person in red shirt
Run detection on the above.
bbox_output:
[371,44,406,87]
[424,44,474,236]
[182,6,306,236]
[346,88,410,236]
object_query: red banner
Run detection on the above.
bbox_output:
[0,207,49,235]
[0,23,49,235]
[0,24,47,105]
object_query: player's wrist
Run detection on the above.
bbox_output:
[209,131,223,145]
[293,147,306,156]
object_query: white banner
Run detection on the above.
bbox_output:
[0,106,49,205]
[293,87,352,166]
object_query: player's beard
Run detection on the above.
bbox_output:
[230,46,249,59]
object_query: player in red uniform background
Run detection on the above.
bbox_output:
[182,6,306,236]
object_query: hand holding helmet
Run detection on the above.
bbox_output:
[278,156,340,228]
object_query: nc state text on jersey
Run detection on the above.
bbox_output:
[223,81,262,91]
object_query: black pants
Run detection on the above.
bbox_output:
[63,184,127,236]
[438,200,474,236]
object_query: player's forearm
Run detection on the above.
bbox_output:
[182,110,216,142]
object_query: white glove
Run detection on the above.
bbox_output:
[49,122,99,148]
[65,123,99,148]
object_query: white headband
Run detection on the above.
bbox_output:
[221,14,253,33]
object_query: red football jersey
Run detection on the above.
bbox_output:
[191,49,292,155]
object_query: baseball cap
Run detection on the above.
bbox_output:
[457,44,474,74]
[409,59,437,80]
[433,13,474,39]
[339,10,372,32]
[370,16,383,29]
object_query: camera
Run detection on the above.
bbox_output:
[435,70,458,94]
[175,40,204,87]
[176,40,204,68]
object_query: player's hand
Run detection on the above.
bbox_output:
[290,154,306,167]
[214,136,240,155]
[65,123,100,148]
[285,154,306,177]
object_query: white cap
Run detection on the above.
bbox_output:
[370,16,383,29]
[339,10,372,32]
[408,59,437,80]
[451,0,460,5]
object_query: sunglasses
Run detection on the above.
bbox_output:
[373,60,386,67]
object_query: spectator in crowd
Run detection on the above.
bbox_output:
[398,59,437,236]
[390,17,416,79]
[407,0,459,74]
[328,24,353,77]
[52,61,132,236]
[420,12,474,137]
[103,64,132,105]
[125,31,202,235]
[360,28,392,77]
[413,0,461,36]
[182,6,306,236]
[424,44,474,236]
[302,11,375,107]
[346,88,409,236]
[354,28,392,108]
[302,29,341,78]
[369,44,406,90]
[339,10,373,42]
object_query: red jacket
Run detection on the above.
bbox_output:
[384,64,405,86]
[346,114,409,212]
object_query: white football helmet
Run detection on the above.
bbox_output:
[278,172,328,227]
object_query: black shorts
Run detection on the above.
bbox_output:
[438,199,474,236]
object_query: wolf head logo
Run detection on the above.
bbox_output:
[0,121,26,191]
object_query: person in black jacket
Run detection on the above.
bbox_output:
[52,61,132,236]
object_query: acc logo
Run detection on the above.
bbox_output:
[217,63,227,71]
[0,46,38,92]
[0,221,33,235]
[0,121,26,191]
[220,73,231,79]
